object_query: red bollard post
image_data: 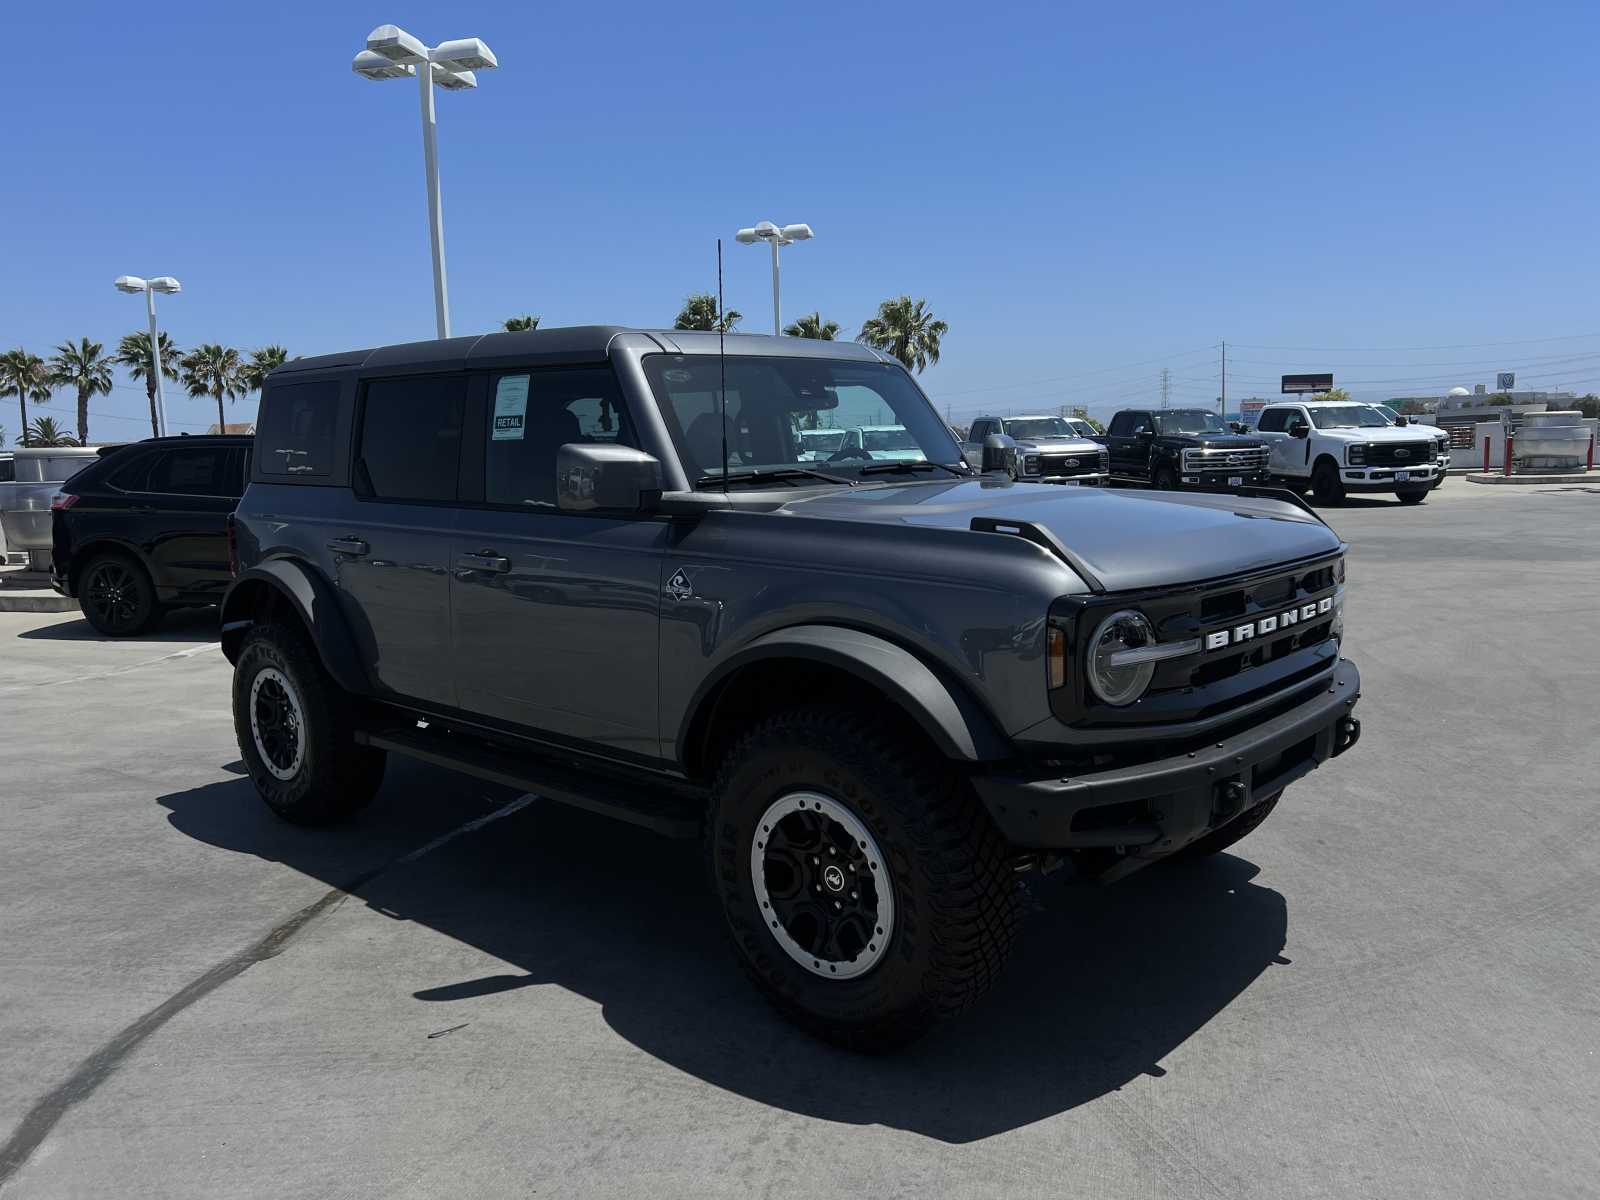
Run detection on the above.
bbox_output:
[1483,436,1491,473]
[1504,433,1514,477]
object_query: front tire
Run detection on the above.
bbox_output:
[233,623,385,825]
[1153,465,1179,490]
[708,705,1018,1051]
[1311,461,1345,506]
[1397,486,1428,505]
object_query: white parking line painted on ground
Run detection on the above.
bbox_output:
[0,642,222,696]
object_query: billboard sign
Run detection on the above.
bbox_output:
[1281,373,1333,394]
[1238,399,1267,427]
[1496,372,1515,392]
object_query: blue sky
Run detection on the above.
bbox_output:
[3,0,1598,440]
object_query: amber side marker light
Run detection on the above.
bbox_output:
[1047,626,1067,689]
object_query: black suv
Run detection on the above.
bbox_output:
[223,327,1361,1048]
[51,435,252,635]
[1105,408,1270,491]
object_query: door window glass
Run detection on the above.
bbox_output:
[355,376,465,502]
[1257,409,1288,432]
[258,381,339,476]
[485,368,633,507]
[148,447,231,495]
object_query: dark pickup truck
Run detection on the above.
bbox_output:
[222,327,1361,1049]
[1104,408,1270,491]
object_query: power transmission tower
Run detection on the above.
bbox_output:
[1160,368,1170,409]
[1220,340,1227,418]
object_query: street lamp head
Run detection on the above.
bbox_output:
[430,63,478,90]
[114,275,147,294]
[148,277,182,295]
[431,38,498,71]
[737,221,782,244]
[366,24,429,65]
[353,49,415,80]
[779,223,814,242]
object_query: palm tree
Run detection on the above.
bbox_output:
[116,331,183,438]
[784,311,840,340]
[49,337,115,446]
[674,293,741,333]
[0,348,53,447]
[26,416,77,447]
[240,345,289,394]
[181,344,244,432]
[502,315,540,332]
[858,296,948,373]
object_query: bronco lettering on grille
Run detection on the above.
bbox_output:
[1203,594,1334,651]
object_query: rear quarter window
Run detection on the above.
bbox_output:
[257,381,339,477]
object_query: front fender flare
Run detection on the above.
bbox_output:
[679,624,1011,766]
[220,560,368,695]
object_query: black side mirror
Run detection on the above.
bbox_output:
[557,444,663,512]
[1289,422,1309,440]
[1394,415,1409,426]
[981,434,1018,475]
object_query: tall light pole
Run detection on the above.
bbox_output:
[114,275,181,437]
[353,25,499,340]
[735,221,814,335]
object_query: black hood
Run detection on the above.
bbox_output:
[782,479,1340,591]
[1163,433,1264,450]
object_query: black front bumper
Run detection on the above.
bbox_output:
[974,659,1361,856]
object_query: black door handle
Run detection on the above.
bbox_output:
[326,537,369,556]
[456,552,510,573]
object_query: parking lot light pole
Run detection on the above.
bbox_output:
[353,26,499,340]
[735,221,814,335]
[114,275,181,437]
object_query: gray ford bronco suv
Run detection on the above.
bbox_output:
[223,326,1362,1049]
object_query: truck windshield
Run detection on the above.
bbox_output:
[1306,406,1390,429]
[1156,411,1228,435]
[643,355,965,486]
[1003,417,1074,440]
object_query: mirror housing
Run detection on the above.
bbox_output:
[981,433,1018,475]
[1394,415,1409,426]
[1289,421,1310,440]
[556,444,663,512]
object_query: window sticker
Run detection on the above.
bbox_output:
[493,375,530,441]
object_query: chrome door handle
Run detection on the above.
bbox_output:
[326,537,369,556]
[456,552,510,573]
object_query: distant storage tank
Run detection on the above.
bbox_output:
[1515,411,1589,471]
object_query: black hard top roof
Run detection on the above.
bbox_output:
[271,326,892,379]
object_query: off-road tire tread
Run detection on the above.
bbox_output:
[708,704,1018,1051]
[233,622,385,826]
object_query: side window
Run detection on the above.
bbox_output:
[1257,408,1286,433]
[485,367,633,508]
[148,447,231,496]
[1108,412,1133,437]
[257,381,338,477]
[355,375,465,502]
[109,450,156,492]
[1131,412,1152,435]
[970,420,989,441]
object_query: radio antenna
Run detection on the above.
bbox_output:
[717,238,729,493]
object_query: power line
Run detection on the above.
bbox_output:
[1227,331,1600,352]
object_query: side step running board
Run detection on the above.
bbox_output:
[356,726,702,839]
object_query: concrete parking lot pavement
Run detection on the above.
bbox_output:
[2,483,1597,1199]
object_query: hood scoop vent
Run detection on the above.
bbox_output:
[969,515,1106,592]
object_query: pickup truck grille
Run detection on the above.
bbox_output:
[1035,450,1107,478]
[1180,446,1269,473]
[1363,441,1435,467]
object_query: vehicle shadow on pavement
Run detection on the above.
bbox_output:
[159,763,1287,1145]
[17,608,219,643]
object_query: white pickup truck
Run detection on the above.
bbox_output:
[1253,400,1438,505]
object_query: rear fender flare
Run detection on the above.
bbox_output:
[220,559,368,695]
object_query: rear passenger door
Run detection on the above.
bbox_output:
[337,374,465,708]
[450,366,665,762]
[140,444,244,602]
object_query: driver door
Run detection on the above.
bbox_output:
[1257,406,1306,474]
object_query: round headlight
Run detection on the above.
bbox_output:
[1087,609,1157,706]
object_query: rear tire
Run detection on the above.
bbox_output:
[1311,461,1345,506]
[1172,792,1282,860]
[78,551,161,637]
[233,622,385,825]
[707,704,1018,1051]
[1397,486,1428,505]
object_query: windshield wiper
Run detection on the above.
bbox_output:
[694,467,856,489]
[856,460,969,477]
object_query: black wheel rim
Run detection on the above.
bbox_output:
[250,670,303,779]
[752,792,893,979]
[84,562,141,632]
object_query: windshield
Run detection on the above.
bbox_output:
[643,355,965,485]
[1156,410,1227,435]
[1306,405,1390,429]
[1004,417,1074,440]
[1375,405,1400,423]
